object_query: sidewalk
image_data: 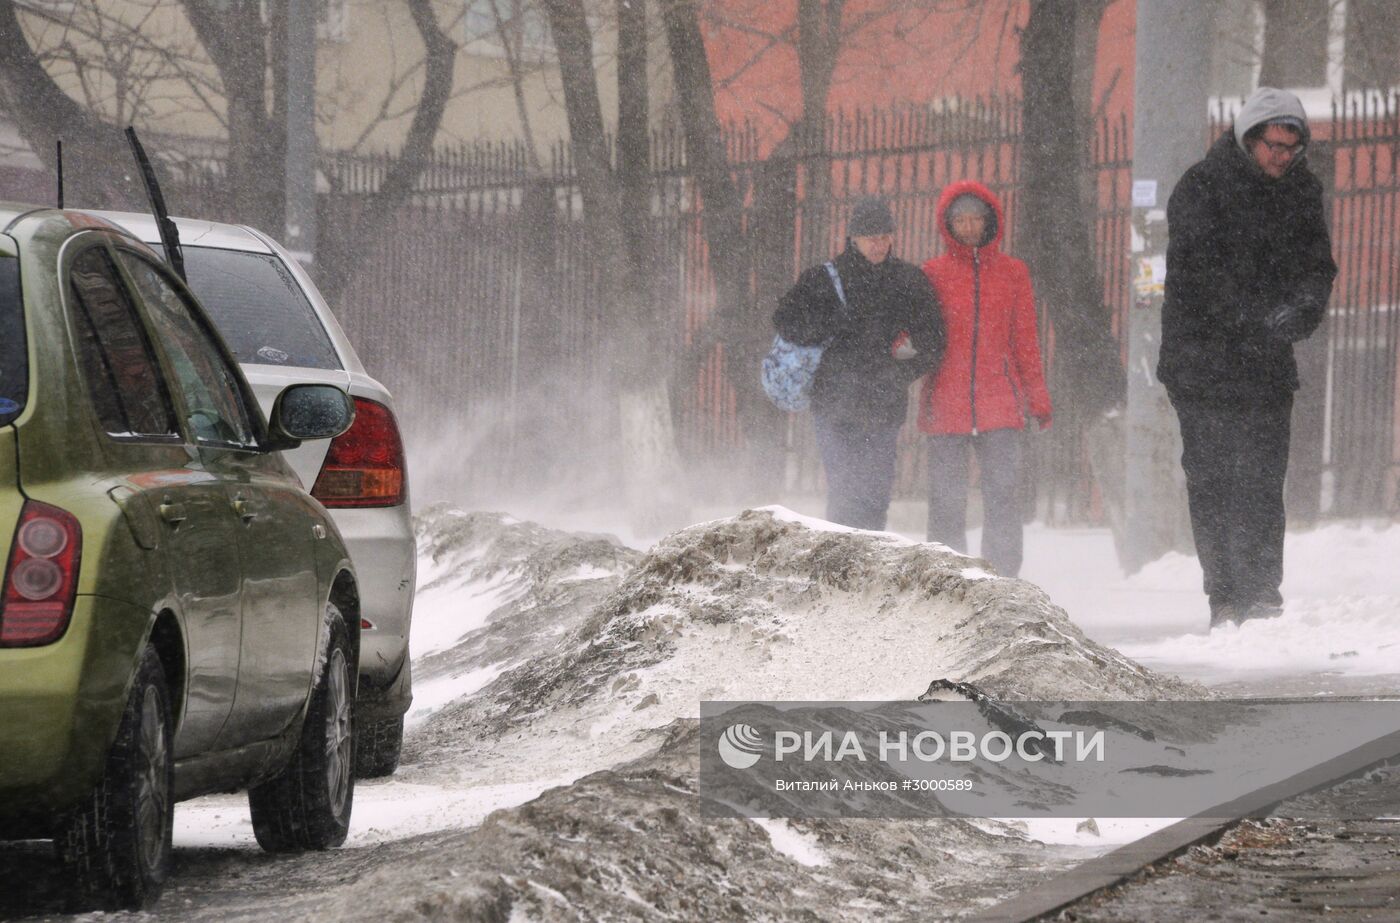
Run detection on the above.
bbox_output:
[1058,767,1400,922]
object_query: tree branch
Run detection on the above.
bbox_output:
[316,0,457,303]
[0,1,138,207]
[540,0,619,235]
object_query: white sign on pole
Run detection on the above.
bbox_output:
[1131,180,1158,208]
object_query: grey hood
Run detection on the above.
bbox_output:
[1233,86,1310,152]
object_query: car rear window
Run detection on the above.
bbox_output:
[0,254,25,426]
[182,246,342,370]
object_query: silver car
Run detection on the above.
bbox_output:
[98,212,415,778]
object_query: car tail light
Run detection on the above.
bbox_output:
[311,397,406,508]
[1,501,82,646]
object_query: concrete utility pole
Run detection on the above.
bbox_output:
[284,0,317,265]
[1124,0,1215,572]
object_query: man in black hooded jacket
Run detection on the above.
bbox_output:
[1159,86,1337,628]
[774,196,946,530]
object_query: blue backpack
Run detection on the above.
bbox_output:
[761,263,847,412]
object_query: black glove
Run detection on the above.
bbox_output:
[1263,299,1310,343]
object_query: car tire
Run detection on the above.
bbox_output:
[248,603,354,852]
[354,714,404,779]
[57,644,174,911]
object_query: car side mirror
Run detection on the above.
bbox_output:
[267,384,354,448]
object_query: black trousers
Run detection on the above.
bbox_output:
[1172,395,1292,616]
[813,414,902,531]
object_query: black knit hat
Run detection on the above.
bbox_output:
[849,196,895,236]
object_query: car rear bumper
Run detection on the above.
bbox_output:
[333,505,416,714]
[0,596,148,829]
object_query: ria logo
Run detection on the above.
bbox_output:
[717,724,764,769]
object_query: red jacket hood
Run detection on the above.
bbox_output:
[933,180,1005,261]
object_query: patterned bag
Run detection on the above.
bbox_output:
[761,263,847,412]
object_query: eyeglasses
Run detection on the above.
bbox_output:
[1257,139,1305,157]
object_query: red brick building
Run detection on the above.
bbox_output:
[701,1,1137,149]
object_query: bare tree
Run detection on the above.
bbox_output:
[540,0,621,243]
[1017,0,1127,541]
[659,0,747,315]
[1258,0,1330,89]
[1342,0,1400,89]
[617,0,649,289]
[657,0,833,497]
[540,0,690,529]
[316,0,457,305]
[0,0,456,306]
[178,0,459,307]
[0,0,170,208]
[176,0,288,233]
[1019,0,1123,419]
[480,0,547,171]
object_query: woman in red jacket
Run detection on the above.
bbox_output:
[919,181,1051,576]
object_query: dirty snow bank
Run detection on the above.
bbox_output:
[407,505,641,727]
[419,507,1199,764]
[173,507,1205,920]
[176,509,644,850]
[314,722,1087,923]
[356,508,1204,920]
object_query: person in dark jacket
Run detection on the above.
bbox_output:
[919,181,1052,576]
[1159,86,1337,628]
[774,196,946,530]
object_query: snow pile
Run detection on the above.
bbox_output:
[407,505,641,726]
[388,506,656,832]
[314,722,1087,923]
[425,506,1198,744]
[143,510,1399,920]
[169,508,1216,919]
[400,507,1200,856]
[175,509,644,850]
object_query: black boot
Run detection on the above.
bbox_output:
[1240,602,1284,622]
[1209,602,1244,630]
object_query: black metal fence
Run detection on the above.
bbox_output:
[166,94,1400,520]
[1324,92,1400,516]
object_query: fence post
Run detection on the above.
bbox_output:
[510,178,562,480]
[519,179,557,366]
[1287,141,1333,523]
[750,154,799,495]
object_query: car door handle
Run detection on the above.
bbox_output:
[158,501,187,525]
[232,496,259,524]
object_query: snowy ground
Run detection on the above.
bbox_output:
[169,504,1399,857]
[1018,517,1400,694]
[534,496,1400,694]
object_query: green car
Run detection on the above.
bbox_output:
[0,204,362,910]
